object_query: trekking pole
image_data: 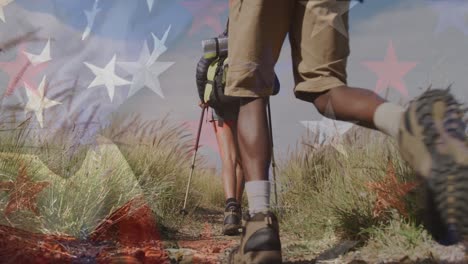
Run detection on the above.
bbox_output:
[180,106,207,215]
[266,99,279,207]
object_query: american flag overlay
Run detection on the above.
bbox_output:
[0,0,466,262]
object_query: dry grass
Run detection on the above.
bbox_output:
[275,125,431,258]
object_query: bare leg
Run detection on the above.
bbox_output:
[232,119,245,203]
[297,86,386,129]
[213,119,239,200]
[237,97,271,182]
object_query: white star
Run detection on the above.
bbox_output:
[301,0,359,38]
[0,0,14,23]
[23,39,51,66]
[146,0,156,12]
[150,25,171,61]
[24,76,62,128]
[82,0,101,40]
[84,55,131,102]
[301,118,353,145]
[118,25,174,98]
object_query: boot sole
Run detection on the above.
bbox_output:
[223,224,241,236]
[414,89,468,246]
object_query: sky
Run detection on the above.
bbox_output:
[0,0,467,170]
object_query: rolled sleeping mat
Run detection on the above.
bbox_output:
[202,36,228,59]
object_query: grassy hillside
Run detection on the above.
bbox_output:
[0,113,223,238]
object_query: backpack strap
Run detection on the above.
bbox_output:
[212,56,227,108]
[204,59,218,103]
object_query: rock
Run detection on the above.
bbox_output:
[316,240,359,261]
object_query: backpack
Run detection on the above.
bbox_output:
[195,25,280,110]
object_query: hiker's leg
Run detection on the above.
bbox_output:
[237,97,271,212]
[212,117,238,201]
[301,86,404,138]
[225,0,290,262]
[236,98,270,182]
[233,119,245,203]
[291,0,404,137]
[212,111,244,236]
[226,0,290,213]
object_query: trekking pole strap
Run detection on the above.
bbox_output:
[223,18,229,36]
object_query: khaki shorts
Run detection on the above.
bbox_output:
[225,0,350,100]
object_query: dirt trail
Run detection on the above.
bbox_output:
[164,207,238,264]
[166,207,320,264]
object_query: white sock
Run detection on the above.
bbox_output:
[245,180,270,215]
[373,102,405,138]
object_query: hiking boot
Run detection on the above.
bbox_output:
[397,88,468,245]
[223,200,242,236]
[228,211,282,264]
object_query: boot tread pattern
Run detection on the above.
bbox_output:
[414,89,468,243]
